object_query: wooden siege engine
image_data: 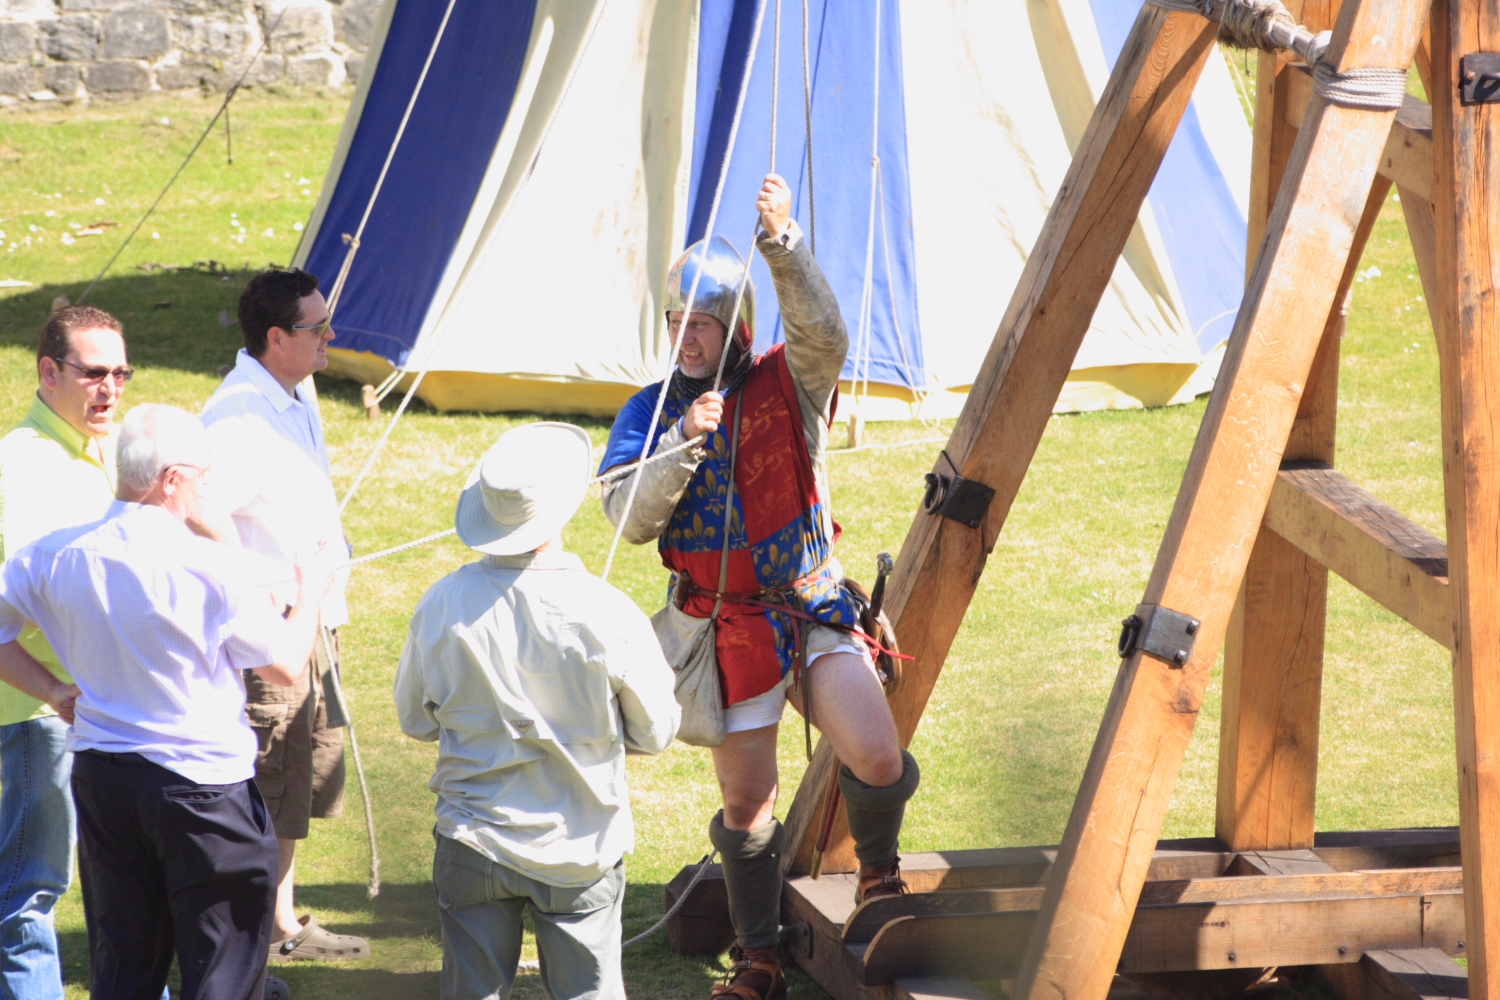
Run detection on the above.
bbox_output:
[667,0,1500,997]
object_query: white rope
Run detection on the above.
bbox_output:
[600,0,773,582]
[323,0,460,321]
[875,165,926,404]
[800,0,815,255]
[317,627,381,899]
[1313,63,1408,111]
[852,0,882,407]
[337,0,617,519]
[622,851,720,949]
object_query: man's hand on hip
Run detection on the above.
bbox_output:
[682,391,725,440]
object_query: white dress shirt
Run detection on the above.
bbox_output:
[200,350,349,628]
[0,502,290,784]
[395,548,680,888]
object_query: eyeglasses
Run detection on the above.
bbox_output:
[289,317,333,338]
[52,358,134,384]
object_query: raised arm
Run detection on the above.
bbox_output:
[754,174,848,422]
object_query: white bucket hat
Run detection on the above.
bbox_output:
[455,422,594,556]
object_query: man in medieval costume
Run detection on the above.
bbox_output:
[599,174,921,1000]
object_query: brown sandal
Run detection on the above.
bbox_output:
[856,856,910,904]
[710,945,787,1000]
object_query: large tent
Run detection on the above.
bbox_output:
[294,0,1252,419]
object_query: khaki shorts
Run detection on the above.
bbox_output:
[244,628,346,840]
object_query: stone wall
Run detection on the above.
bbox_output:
[0,0,381,104]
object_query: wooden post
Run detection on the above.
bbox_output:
[1218,0,1347,853]
[779,4,1222,875]
[1427,3,1500,996]
[1009,1,1432,997]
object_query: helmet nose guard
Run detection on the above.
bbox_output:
[665,235,755,354]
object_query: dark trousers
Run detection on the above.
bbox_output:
[71,750,278,1000]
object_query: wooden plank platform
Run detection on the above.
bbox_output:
[777,829,1468,998]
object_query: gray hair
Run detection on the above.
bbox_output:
[117,404,211,494]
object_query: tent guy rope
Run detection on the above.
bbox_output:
[599,0,774,582]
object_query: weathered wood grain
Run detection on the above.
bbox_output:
[1261,462,1451,645]
[780,2,1221,876]
[1426,2,1500,994]
[893,978,991,1000]
[1363,948,1470,1000]
[1010,1,1433,996]
[1217,0,1349,855]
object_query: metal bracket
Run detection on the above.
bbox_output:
[1117,604,1200,668]
[1461,54,1500,105]
[922,450,996,529]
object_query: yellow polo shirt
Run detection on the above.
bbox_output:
[0,396,116,725]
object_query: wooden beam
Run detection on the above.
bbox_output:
[894,978,992,1000]
[1218,0,1350,856]
[780,3,1222,875]
[1365,949,1470,1000]
[1428,3,1500,996]
[1010,1,1433,997]
[1262,463,1451,645]
[840,866,1464,944]
[861,892,1463,986]
[1285,71,1434,201]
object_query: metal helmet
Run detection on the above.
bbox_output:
[664,235,755,354]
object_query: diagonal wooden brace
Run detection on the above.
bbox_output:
[1006,1,1433,998]
[782,1,1221,878]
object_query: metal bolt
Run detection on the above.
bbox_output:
[1466,70,1477,83]
[1227,952,1237,962]
[1338,946,1348,956]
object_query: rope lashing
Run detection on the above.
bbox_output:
[1144,0,1407,111]
[1312,63,1410,112]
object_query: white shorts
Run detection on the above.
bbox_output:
[722,626,871,734]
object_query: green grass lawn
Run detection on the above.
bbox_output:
[0,87,1453,999]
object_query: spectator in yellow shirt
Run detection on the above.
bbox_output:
[0,304,127,1000]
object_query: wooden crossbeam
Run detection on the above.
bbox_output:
[856,891,1464,986]
[840,867,1464,944]
[1285,72,1435,201]
[779,2,1222,875]
[1262,463,1451,644]
[1009,1,1432,996]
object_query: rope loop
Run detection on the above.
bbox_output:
[1312,62,1408,111]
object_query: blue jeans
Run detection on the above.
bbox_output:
[433,833,625,1000]
[0,716,73,1000]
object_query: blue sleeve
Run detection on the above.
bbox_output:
[599,384,669,474]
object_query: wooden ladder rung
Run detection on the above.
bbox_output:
[1264,462,1450,646]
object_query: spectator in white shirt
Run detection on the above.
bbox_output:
[0,404,329,1000]
[395,422,680,1000]
[199,268,368,965]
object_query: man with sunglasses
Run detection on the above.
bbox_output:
[199,269,370,973]
[0,304,131,1000]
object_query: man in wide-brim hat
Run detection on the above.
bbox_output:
[395,421,680,1000]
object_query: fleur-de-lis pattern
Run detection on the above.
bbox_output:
[620,348,861,704]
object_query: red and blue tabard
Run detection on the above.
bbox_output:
[600,346,862,706]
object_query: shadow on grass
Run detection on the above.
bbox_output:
[0,269,264,379]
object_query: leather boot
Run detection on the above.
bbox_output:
[856,855,910,904]
[710,944,787,1000]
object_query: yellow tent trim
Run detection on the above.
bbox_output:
[325,349,1205,421]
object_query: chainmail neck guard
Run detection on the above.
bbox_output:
[671,343,756,402]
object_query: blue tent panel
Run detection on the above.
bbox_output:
[1088,2,1247,353]
[690,0,925,390]
[302,0,537,367]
